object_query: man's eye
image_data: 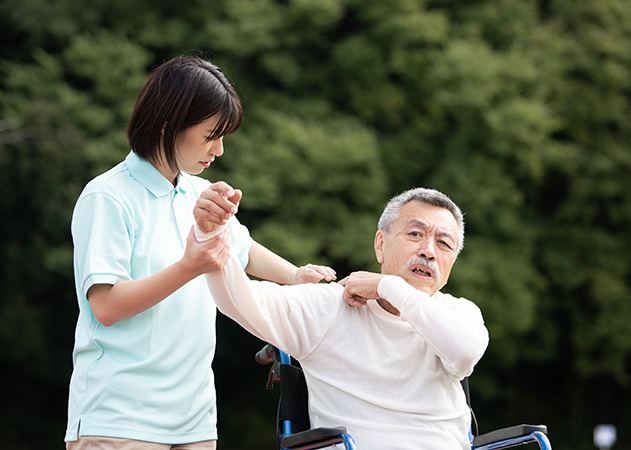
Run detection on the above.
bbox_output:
[438,240,453,249]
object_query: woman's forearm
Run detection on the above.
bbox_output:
[87,259,197,326]
[88,227,232,326]
[245,242,300,285]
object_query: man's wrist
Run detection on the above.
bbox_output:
[194,223,227,242]
[377,275,398,299]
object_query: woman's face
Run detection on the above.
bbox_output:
[175,115,224,176]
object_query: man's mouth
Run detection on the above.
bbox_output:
[406,257,440,280]
[412,266,433,277]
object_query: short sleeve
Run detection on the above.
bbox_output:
[72,192,134,294]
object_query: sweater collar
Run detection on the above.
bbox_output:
[367,300,404,323]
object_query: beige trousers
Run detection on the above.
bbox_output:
[66,436,217,450]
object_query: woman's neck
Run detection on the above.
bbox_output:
[151,158,178,186]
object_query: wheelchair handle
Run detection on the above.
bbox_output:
[255,344,276,365]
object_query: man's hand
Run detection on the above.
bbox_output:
[338,271,385,307]
[291,264,337,285]
[194,181,242,235]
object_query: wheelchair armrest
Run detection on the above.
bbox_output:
[281,426,348,449]
[473,424,548,447]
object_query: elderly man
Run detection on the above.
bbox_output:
[195,186,489,450]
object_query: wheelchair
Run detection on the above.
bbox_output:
[255,344,552,450]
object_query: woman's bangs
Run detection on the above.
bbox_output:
[207,95,242,141]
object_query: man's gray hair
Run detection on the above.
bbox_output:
[378,187,465,255]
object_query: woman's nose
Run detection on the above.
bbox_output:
[209,137,224,156]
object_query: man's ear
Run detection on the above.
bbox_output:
[374,230,385,264]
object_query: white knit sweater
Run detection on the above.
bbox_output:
[207,254,489,449]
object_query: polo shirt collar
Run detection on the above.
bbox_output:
[125,151,196,197]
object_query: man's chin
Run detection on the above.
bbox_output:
[406,278,435,295]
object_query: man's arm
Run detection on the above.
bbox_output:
[341,272,489,379]
[380,275,488,378]
[206,242,341,359]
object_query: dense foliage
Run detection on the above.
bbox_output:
[1,0,630,448]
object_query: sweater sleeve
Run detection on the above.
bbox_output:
[206,252,342,359]
[377,275,489,378]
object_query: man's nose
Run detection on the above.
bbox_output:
[417,238,436,260]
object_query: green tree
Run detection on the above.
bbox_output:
[2,0,631,448]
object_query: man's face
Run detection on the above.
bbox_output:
[374,201,460,296]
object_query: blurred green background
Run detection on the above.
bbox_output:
[1,0,630,448]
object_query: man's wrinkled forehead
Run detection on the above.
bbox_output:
[401,218,458,245]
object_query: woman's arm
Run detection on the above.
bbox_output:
[195,181,336,286]
[245,242,336,285]
[88,226,232,326]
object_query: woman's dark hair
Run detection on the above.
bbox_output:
[127,55,243,172]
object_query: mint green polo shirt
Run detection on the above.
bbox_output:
[66,151,253,444]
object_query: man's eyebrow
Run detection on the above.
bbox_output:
[405,219,456,243]
[437,230,457,244]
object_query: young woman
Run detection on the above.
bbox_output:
[65,55,335,450]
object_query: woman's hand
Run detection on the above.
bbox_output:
[291,264,337,285]
[182,225,233,277]
[194,181,242,236]
[87,227,233,327]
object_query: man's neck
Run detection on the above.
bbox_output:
[377,298,400,316]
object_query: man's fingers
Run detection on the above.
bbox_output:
[339,272,383,302]
[343,291,368,307]
[341,275,377,307]
[349,299,367,307]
